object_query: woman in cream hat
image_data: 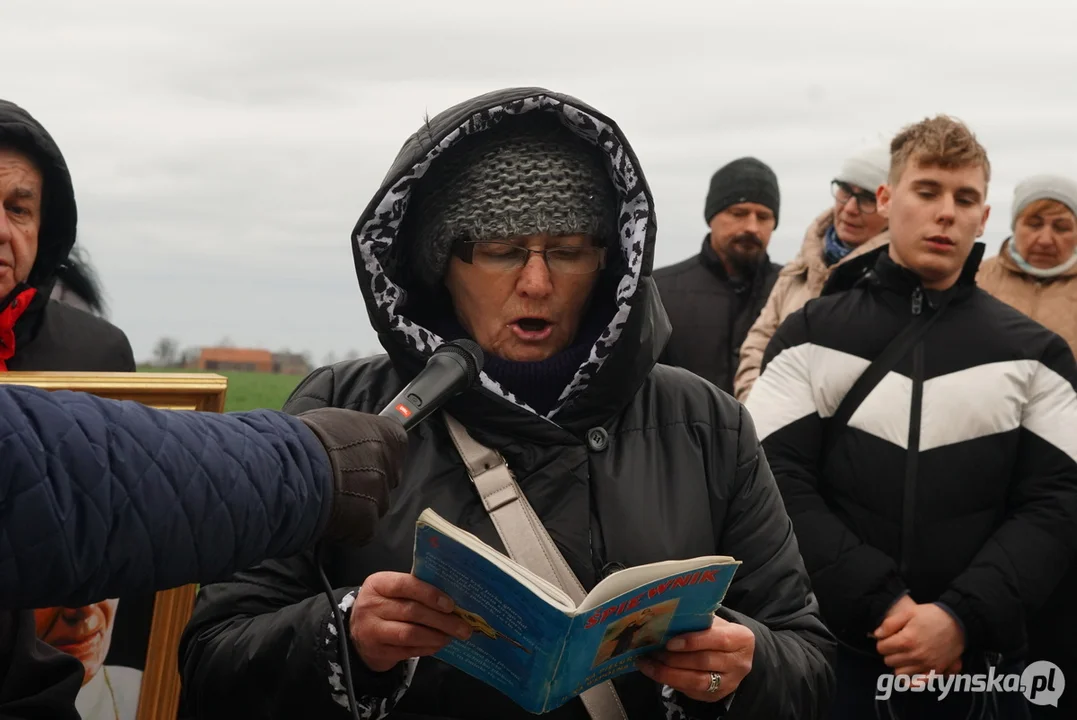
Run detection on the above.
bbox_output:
[977,173,1077,352]
[734,143,891,401]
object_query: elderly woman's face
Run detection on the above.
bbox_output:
[1015,201,1077,269]
[445,233,604,362]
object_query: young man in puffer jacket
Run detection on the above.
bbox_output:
[748,115,1077,718]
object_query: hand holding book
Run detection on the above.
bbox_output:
[349,571,474,673]
[408,509,742,713]
[636,615,755,703]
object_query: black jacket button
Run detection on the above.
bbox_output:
[587,427,609,452]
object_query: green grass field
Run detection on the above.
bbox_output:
[214,371,303,412]
[139,368,303,412]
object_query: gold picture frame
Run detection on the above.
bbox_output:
[0,371,228,720]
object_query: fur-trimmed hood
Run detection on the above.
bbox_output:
[349,88,667,429]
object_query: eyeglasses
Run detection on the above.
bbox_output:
[831,180,878,214]
[453,240,606,275]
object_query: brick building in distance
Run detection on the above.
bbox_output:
[191,348,312,375]
[271,352,312,375]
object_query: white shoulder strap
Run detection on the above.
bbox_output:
[443,413,629,720]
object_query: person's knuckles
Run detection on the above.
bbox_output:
[357,587,388,609]
[427,613,467,639]
[717,624,753,647]
[883,637,912,652]
[385,622,419,646]
[739,653,753,674]
[696,631,727,652]
[367,571,399,596]
[393,599,430,623]
[654,650,712,671]
[402,579,446,610]
[385,572,423,601]
[695,651,727,671]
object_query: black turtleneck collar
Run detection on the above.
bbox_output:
[823,241,985,305]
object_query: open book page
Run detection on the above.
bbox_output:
[412,510,575,714]
[543,561,740,713]
[576,555,738,614]
[417,508,575,610]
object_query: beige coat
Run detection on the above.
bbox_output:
[976,238,1077,356]
[734,209,889,402]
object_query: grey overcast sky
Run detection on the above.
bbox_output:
[5,0,1076,364]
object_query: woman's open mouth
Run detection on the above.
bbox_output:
[511,318,553,341]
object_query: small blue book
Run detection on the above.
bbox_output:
[411,509,741,714]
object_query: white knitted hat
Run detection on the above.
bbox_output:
[1011,174,1077,229]
[834,143,891,193]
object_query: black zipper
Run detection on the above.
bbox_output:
[899,286,925,576]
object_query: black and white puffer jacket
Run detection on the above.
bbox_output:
[746,243,1077,659]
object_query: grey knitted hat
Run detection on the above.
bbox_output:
[1011,174,1077,229]
[405,114,617,286]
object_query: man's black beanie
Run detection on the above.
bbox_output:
[704,157,780,228]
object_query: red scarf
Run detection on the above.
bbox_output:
[0,287,37,372]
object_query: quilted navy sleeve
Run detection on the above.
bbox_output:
[0,384,333,609]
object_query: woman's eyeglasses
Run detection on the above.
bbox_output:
[831,180,878,215]
[453,240,606,275]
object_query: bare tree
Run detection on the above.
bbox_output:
[344,348,361,361]
[217,336,234,348]
[152,337,180,368]
[180,346,202,368]
[323,351,338,366]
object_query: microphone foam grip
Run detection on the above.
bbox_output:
[441,339,484,384]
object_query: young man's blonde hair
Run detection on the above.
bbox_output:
[888,115,991,187]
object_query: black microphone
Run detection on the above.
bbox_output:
[378,339,484,431]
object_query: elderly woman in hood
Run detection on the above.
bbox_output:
[179,88,835,720]
[976,173,1077,717]
[734,144,891,402]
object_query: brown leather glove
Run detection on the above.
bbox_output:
[296,408,408,545]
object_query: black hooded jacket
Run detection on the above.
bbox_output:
[178,87,834,720]
[0,100,134,372]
